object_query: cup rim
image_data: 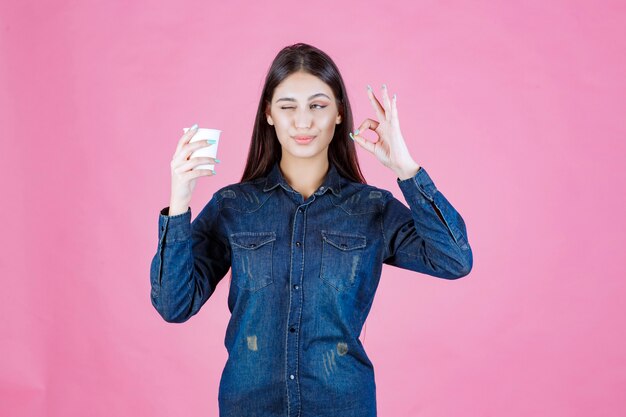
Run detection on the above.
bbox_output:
[183,127,222,132]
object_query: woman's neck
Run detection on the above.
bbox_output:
[279,156,329,200]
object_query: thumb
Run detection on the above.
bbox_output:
[350,131,376,154]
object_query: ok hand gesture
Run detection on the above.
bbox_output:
[350,84,421,180]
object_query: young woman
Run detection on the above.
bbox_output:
[150,43,472,417]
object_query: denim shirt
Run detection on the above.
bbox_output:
[150,160,472,417]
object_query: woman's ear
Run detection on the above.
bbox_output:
[265,103,274,125]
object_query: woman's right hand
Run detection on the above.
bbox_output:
[169,124,218,210]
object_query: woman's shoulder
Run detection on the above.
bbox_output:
[208,178,271,212]
[211,177,265,198]
[330,180,393,215]
[343,180,393,200]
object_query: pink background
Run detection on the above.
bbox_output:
[1,1,625,416]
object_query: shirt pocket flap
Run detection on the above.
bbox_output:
[230,231,276,249]
[321,230,367,251]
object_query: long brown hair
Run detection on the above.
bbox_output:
[239,43,367,185]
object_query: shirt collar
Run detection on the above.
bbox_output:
[263,160,342,197]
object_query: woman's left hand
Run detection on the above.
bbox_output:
[350,84,421,180]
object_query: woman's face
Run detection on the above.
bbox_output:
[265,71,342,162]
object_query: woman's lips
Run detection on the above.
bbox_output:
[293,136,315,144]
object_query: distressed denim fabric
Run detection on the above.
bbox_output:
[150,160,472,417]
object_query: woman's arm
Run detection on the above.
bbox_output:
[381,165,473,279]
[149,192,231,323]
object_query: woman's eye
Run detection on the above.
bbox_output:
[280,104,327,110]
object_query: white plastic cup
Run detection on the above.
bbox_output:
[182,127,221,171]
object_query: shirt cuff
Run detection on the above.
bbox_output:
[396,166,438,203]
[158,206,192,243]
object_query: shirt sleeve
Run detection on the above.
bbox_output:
[149,192,231,323]
[381,166,473,279]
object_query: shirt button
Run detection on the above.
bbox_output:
[293,284,299,290]
[289,327,296,332]
[295,241,300,247]
[319,186,324,190]
[290,374,295,380]
[299,207,304,212]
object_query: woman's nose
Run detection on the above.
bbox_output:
[294,109,313,128]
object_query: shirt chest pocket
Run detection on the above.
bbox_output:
[229,231,276,292]
[320,230,367,292]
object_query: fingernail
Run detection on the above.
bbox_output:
[207,139,217,144]
[214,158,221,163]
[349,132,355,141]
[354,129,360,135]
[367,84,372,91]
[191,123,198,130]
[212,170,216,175]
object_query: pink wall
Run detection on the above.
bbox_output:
[1,1,624,416]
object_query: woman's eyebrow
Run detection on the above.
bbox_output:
[276,93,330,103]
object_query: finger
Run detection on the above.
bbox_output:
[349,130,376,155]
[174,156,219,174]
[177,140,215,164]
[354,118,380,143]
[175,123,199,155]
[381,84,392,121]
[183,168,216,181]
[391,92,399,124]
[366,85,386,122]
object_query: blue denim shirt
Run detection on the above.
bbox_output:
[150,160,472,417]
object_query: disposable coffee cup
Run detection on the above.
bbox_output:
[182,127,221,171]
